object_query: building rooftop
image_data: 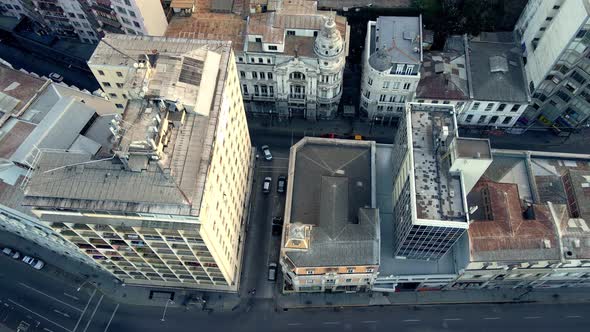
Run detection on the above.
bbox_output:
[408,104,465,221]
[563,169,590,221]
[416,50,469,100]
[25,35,233,217]
[368,16,421,72]
[467,33,529,103]
[467,178,561,262]
[0,64,48,125]
[166,11,246,51]
[246,1,347,48]
[283,137,380,267]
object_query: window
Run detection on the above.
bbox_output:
[102,82,112,87]
[345,278,352,282]
[109,93,117,98]
[306,280,314,284]
[477,115,487,124]
[252,72,258,79]
[571,71,587,85]
[267,72,273,80]
[77,14,85,19]
[383,81,389,89]
[269,86,274,96]
[290,72,305,80]
[242,84,248,95]
[497,103,506,112]
[287,30,295,36]
[431,100,439,104]
[366,268,374,273]
[254,85,259,96]
[399,95,406,103]
[367,78,373,86]
[405,65,414,75]
[545,16,553,21]
[363,90,370,98]
[472,102,480,110]
[347,268,354,273]
[392,82,400,89]
[267,58,271,64]
[124,0,131,5]
[122,94,127,99]
[116,83,124,88]
[377,105,384,111]
[116,71,123,77]
[115,103,124,109]
[240,71,246,78]
[386,106,394,111]
[388,95,396,102]
[313,31,318,37]
[116,6,126,14]
[484,103,493,111]
[98,70,105,76]
[121,17,131,24]
[379,94,386,102]
[133,21,140,28]
[260,85,268,96]
[465,114,474,123]
[128,11,136,18]
[238,57,243,62]
[255,37,262,42]
[403,83,411,90]
[68,13,75,18]
[443,100,450,104]
[576,29,588,39]
[502,116,513,124]
[250,58,255,63]
[395,64,404,74]
[555,90,571,102]
[489,115,498,124]
[258,58,263,63]
[260,72,266,79]
[268,45,277,51]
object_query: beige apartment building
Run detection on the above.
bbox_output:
[23,35,254,291]
[280,137,380,293]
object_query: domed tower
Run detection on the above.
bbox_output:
[314,15,346,120]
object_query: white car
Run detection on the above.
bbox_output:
[48,72,63,83]
[262,177,272,194]
[22,256,45,270]
[261,145,272,161]
[2,247,20,259]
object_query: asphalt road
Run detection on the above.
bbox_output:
[2,251,590,332]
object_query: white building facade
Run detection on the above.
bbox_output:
[238,1,349,121]
[360,16,423,123]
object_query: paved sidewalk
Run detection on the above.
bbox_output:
[276,287,590,309]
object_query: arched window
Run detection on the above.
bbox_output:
[290,72,305,80]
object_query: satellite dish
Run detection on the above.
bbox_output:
[133,63,139,68]
[142,86,148,92]
[138,63,145,68]
[139,91,145,97]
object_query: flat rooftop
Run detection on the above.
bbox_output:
[409,105,465,221]
[467,179,560,262]
[284,137,380,267]
[25,36,232,217]
[368,16,421,72]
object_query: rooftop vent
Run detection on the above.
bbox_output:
[489,56,509,73]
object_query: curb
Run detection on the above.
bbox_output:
[276,299,539,310]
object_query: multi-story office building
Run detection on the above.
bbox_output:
[24,35,254,291]
[390,103,492,260]
[238,0,348,120]
[360,16,423,123]
[416,33,530,129]
[0,0,167,43]
[280,137,380,293]
[515,0,590,133]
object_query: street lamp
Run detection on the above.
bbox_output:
[161,299,174,322]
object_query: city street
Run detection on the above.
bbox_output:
[2,250,590,332]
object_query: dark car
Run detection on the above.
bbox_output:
[277,175,286,193]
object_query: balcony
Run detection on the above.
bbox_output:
[289,94,306,100]
[91,3,114,14]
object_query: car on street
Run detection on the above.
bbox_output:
[262,177,272,194]
[272,224,283,236]
[22,256,45,270]
[2,247,20,259]
[261,145,272,161]
[48,72,63,83]
[268,263,277,281]
[277,175,286,193]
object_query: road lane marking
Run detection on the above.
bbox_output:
[443,318,463,321]
[323,321,340,325]
[44,328,55,332]
[7,299,72,332]
[18,283,82,313]
[524,316,541,319]
[63,293,79,301]
[103,304,119,332]
[566,315,582,319]
[402,319,421,322]
[73,288,96,332]
[53,310,71,318]
[362,320,378,324]
[287,323,302,326]
[483,317,501,320]
[82,295,103,332]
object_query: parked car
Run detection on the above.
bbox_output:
[277,175,286,193]
[272,216,284,225]
[268,263,277,281]
[271,224,283,236]
[262,177,272,194]
[2,247,20,259]
[260,145,272,161]
[22,256,45,270]
[48,72,63,83]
